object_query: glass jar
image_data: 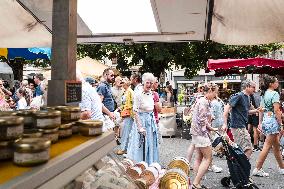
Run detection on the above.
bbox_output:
[0,140,14,160]
[34,110,61,129]
[16,110,37,129]
[23,129,43,138]
[76,120,103,136]
[39,127,59,143]
[0,116,24,141]
[13,138,51,166]
[54,106,81,123]
[58,123,73,139]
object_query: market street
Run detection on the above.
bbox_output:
[160,137,284,189]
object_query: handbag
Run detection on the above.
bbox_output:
[121,109,131,118]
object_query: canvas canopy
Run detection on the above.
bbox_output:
[1,0,284,47]
[76,56,109,78]
[208,58,284,76]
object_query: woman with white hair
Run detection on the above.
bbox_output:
[126,73,159,164]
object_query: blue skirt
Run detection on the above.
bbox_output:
[262,112,280,135]
[120,117,134,151]
[126,112,159,164]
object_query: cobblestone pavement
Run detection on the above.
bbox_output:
[160,137,284,189]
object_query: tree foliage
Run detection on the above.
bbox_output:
[77,41,282,79]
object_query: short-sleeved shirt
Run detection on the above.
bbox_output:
[229,92,250,129]
[34,83,44,97]
[133,91,154,112]
[211,98,224,128]
[97,81,115,112]
[80,83,104,121]
[261,90,280,112]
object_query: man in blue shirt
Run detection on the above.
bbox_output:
[97,68,115,118]
[33,74,44,97]
[222,80,259,159]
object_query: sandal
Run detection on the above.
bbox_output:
[192,184,209,189]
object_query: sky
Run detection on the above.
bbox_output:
[77,0,158,34]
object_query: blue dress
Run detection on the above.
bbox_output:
[126,112,159,164]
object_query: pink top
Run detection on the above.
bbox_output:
[190,96,212,137]
[152,91,159,123]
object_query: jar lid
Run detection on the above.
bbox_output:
[59,123,73,129]
[16,109,37,116]
[54,106,81,112]
[34,110,61,117]
[0,116,24,126]
[0,140,14,148]
[40,106,56,111]
[75,120,103,127]
[0,111,18,116]
[23,129,43,138]
[14,138,51,151]
[38,127,59,133]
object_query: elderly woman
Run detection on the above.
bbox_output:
[116,77,134,155]
[190,83,218,189]
[126,73,159,164]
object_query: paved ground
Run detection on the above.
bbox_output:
[160,137,284,189]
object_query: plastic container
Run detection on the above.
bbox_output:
[0,116,24,141]
[13,138,51,166]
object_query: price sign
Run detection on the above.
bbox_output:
[65,81,82,104]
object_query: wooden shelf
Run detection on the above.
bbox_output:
[0,131,116,189]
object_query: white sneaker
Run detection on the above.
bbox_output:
[252,168,269,177]
[208,165,223,173]
[279,168,284,175]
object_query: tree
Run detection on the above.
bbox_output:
[77,41,282,79]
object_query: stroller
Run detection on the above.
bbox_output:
[212,133,259,189]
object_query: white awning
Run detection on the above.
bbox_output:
[0,62,13,74]
[1,0,284,47]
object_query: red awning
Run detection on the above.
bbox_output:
[208,58,284,70]
[207,57,284,76]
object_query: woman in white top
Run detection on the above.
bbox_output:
[16,88,28,110]
[126,73,159,165]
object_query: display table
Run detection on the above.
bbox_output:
[0,131,116,189]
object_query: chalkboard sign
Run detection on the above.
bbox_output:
[65,81,82,104]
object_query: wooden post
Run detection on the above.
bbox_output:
[47,0,79,106]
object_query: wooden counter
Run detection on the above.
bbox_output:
[0,131,116,189]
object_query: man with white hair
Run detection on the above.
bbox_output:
[77,70,114,131]
[222,79,259,159]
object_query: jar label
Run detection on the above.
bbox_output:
[7,125,23,137]
[70,112,80,120]
[14,150,49,163]
[89,127,102,135]
[37,117,61,128]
